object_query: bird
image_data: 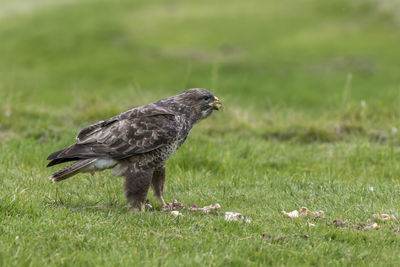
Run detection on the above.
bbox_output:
[46,88,222,211]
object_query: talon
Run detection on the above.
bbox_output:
[140,203,146,212]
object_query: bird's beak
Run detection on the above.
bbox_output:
[210,96,223,110]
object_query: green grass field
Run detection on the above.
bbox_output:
[1,0,400,265]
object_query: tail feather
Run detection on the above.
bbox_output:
[49,159,96,182]
[47,157,81,167]
[47,149,63,160]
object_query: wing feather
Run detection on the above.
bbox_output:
[48,105,179,163]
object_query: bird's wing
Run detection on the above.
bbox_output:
[47,105,179,162]
[76,105,173,142]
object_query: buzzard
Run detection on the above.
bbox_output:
[47,88,222,211]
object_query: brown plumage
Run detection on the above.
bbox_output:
[47,88,222,210]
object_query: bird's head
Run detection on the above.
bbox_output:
[175,88,222,122]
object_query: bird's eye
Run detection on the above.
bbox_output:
[203,95,212,101]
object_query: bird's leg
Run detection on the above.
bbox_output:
[151,166,166,207]
[139,202,146,212]
[123,165,153,211]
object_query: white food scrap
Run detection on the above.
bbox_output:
[163,201,221,212]
[282,207,324,218]
[363,223,379,231]
[224,212,251,223]
[372,214,397,221]
[300,207,324,217]
[171,210,183,217]
[187,203,221,212]
[282,210,299,218]
[200,203,221,213]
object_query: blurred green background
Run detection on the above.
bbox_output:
[1,0,400,146]
[1,0,399,113]
[1,0,400,265]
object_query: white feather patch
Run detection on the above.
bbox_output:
[81,158,118,172]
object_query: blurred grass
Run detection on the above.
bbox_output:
[1,0,400,110]
[1,0,400,266]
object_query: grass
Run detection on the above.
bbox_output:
[1,0,400,265]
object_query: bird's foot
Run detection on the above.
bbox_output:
[127,201,148,212]
[158,197,166,208]
[154,195,166,209]
[140,203,146,212]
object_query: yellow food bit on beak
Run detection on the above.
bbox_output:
[211,96,223,110]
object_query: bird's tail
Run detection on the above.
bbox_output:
[49,159,96,183]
